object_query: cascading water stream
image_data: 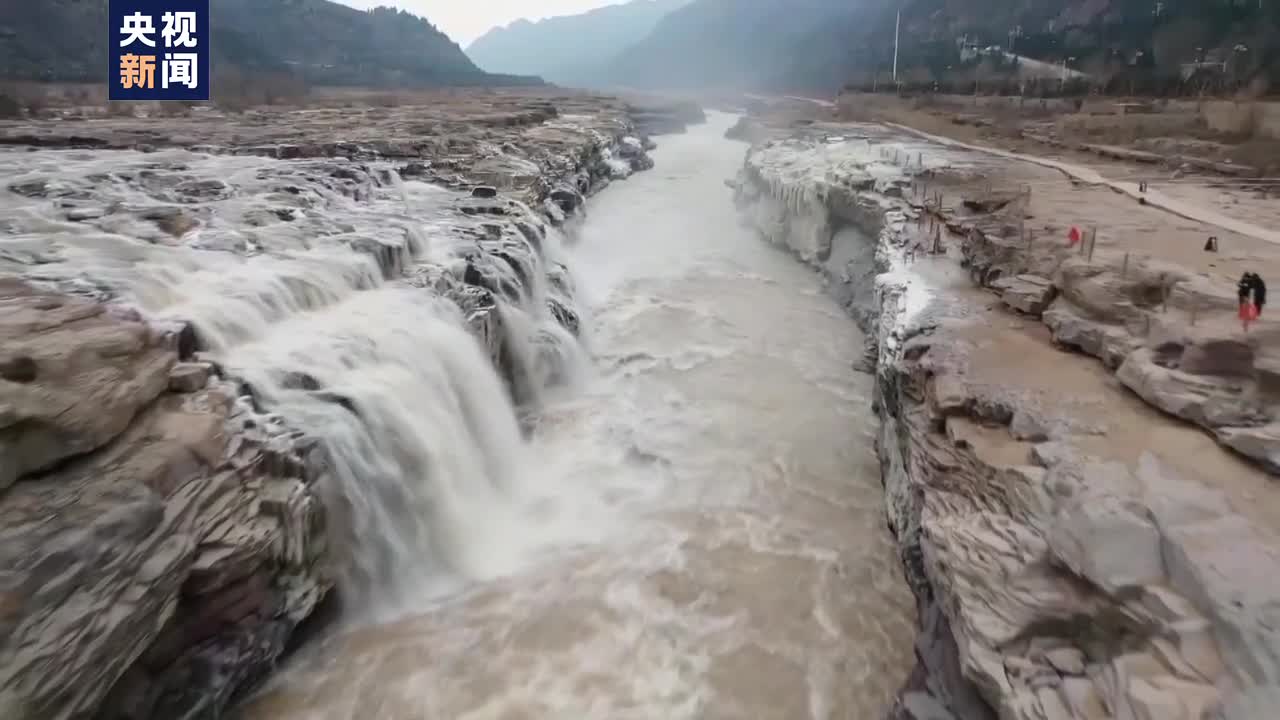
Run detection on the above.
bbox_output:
[225,287,536,615]
[236,113,916,719]
[0,146,592,621]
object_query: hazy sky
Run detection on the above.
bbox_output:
[338,1,625,46]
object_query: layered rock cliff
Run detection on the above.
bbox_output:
[0,95,657,720]
[732,125,1280,720]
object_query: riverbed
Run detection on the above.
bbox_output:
[239,113,914,720]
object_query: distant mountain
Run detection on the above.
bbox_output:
[0,0,110,83]
[0,0,541,88]
[608,0,867,93]
[608,0,1280,95]
[466,0,690,88]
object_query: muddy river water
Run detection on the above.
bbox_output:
[239,114,914,720]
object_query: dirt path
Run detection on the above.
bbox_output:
[885,122,1280,247]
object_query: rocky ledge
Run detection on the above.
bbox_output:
[956,198,1280,475]
[732,123,1280,720]
[0,92,660,719]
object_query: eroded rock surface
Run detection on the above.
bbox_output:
[991,274,1056,317]
[0,280,174,488]
[733,122,1280,720]
[880,324,1280,719]
[0,279,330,720]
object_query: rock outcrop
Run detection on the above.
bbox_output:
[734,125,1280,720]
[959,196,1280,474]
[0,279,330,720]
[0,94,654,720]
[873,320,1280,720]
[0,280,175,489]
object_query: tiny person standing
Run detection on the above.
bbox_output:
[1238,272,1266,332]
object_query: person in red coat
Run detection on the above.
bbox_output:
[1238,272,1267,332]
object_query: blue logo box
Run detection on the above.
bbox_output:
[109,0,210,101]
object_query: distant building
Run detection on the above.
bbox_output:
[1180,60,1227,82]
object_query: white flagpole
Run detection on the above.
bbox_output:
[893,9,901,83]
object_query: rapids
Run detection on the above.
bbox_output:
[236,113,915,719]
[0,144,600,615]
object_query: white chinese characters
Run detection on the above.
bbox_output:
[161,11,198,48]
[115,8,202,94]
[118,12,156,48]
[163,53,199,90]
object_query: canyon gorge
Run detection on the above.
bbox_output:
[2,84,1279,720]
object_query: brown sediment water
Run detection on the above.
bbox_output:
[238,114,915,719]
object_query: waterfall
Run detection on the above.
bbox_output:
[225,287,531,616]
[0,146,598,620]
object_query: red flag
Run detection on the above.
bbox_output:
[1067,226,1081,246]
